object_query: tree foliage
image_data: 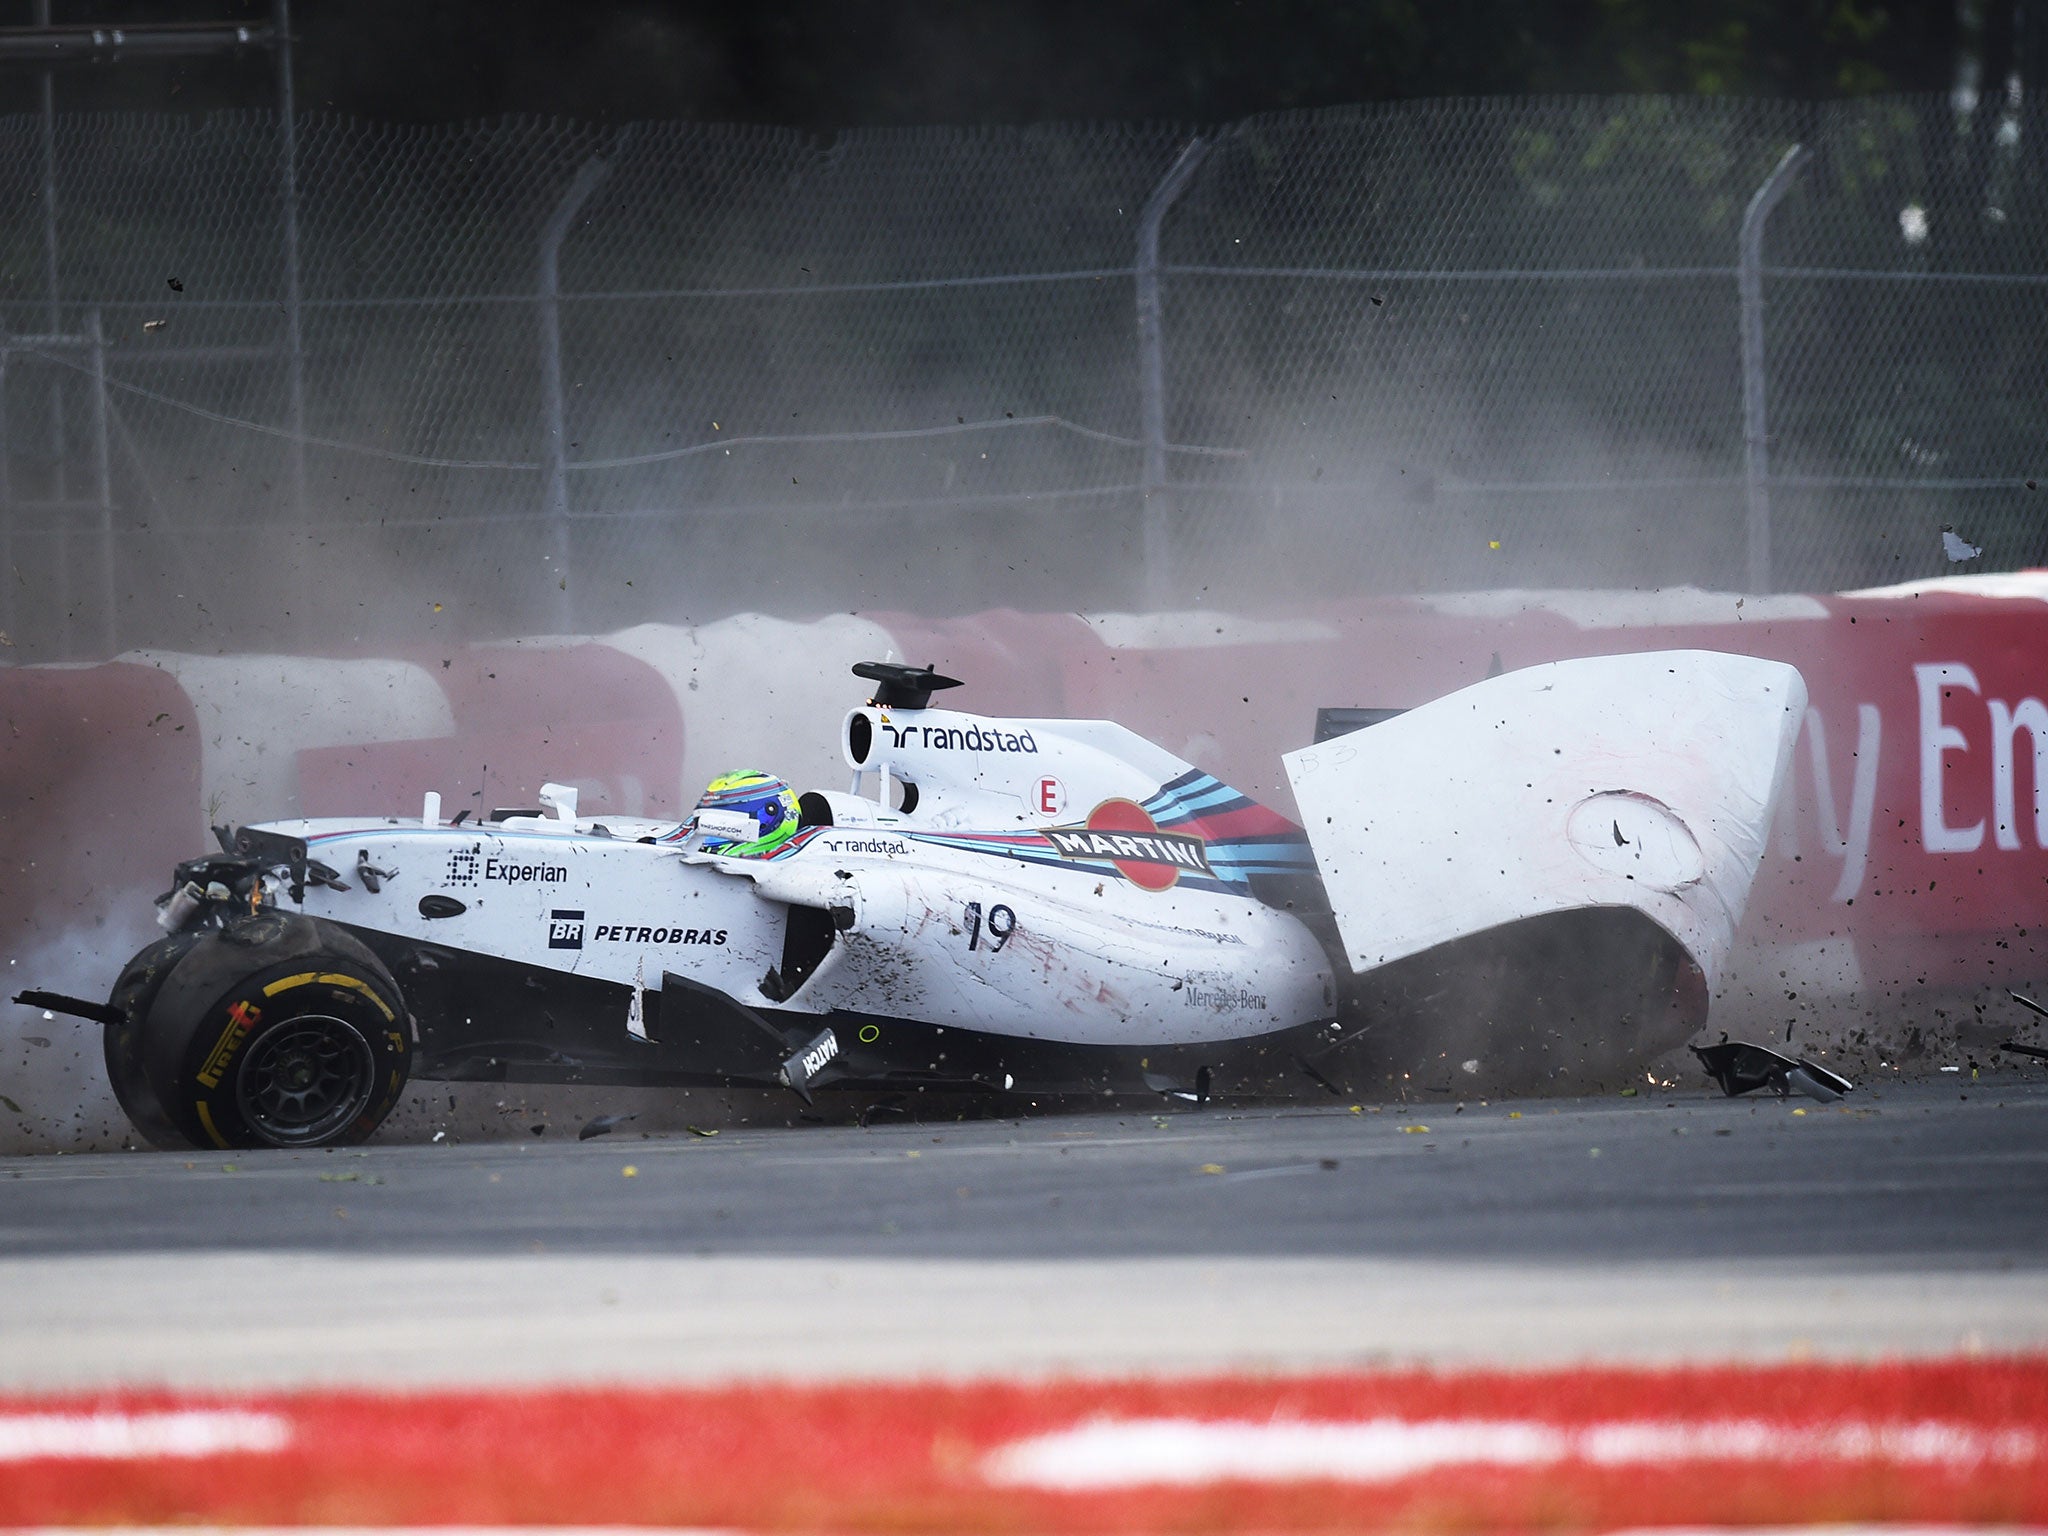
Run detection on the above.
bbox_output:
[0,0,2037,126]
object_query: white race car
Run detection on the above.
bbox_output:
[19,653,1804,1150]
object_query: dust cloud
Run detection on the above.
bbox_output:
[2,911,154,1154]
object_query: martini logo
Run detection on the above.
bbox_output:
[1044,799,1212,891]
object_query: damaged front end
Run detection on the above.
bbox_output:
[1692,1038,1853,1103]
[12,826,320,1028]
[14,825,413,1152]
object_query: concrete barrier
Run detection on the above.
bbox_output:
[4,578,2042,1143]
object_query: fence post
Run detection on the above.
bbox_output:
[537,154,612,635]
[274,0,308,524]
[88,306,114,656]
[35,0,68,645]
[1135,136,1207,609]
[1739,143,1808,593]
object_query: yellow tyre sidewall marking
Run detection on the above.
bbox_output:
[262,970,397,1023]
[194,1100,229,1150]
[195,1001,261,1089]
[187,972,397,1149]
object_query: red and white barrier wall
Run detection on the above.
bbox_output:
[4,577,2044,1008]
[4,1357,2044,1529]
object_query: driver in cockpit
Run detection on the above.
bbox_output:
[690,769,802,857]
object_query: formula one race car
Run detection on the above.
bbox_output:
[19,651,1804,1150]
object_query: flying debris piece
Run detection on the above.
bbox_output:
[1997,991,2048,1062]
[141,319,166,333]
[1692,1039,1852,1103]
[166,276,184,292]
[578,1113,637,1141]
[11,990,124,1026]
[1141,1068,1212,1104]
[1941,525,1982,562]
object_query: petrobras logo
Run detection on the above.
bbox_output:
[591,924,728,946]
[548,909,585,949]
[1044,799,1213,892]
[879,721,1038,754]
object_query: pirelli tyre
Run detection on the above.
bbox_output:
[114,913,412,1151]
[102,930,206,1150]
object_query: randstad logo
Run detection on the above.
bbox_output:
[879,722,1038,754]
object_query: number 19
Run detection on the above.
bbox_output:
[964,900,1017,952]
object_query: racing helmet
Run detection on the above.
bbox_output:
[692,769,801,857]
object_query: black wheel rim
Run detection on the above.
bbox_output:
[233,1013,377,1146]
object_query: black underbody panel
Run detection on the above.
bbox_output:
[337,901,1698,1103]
[333,922,1335,1098]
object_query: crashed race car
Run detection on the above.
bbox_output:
[19,650,1805,1150]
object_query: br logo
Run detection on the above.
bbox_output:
[547,909,585,950]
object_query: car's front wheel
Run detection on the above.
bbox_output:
[107,914,412,1151]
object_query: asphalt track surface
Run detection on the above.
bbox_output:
[2,1077,2044,1389]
